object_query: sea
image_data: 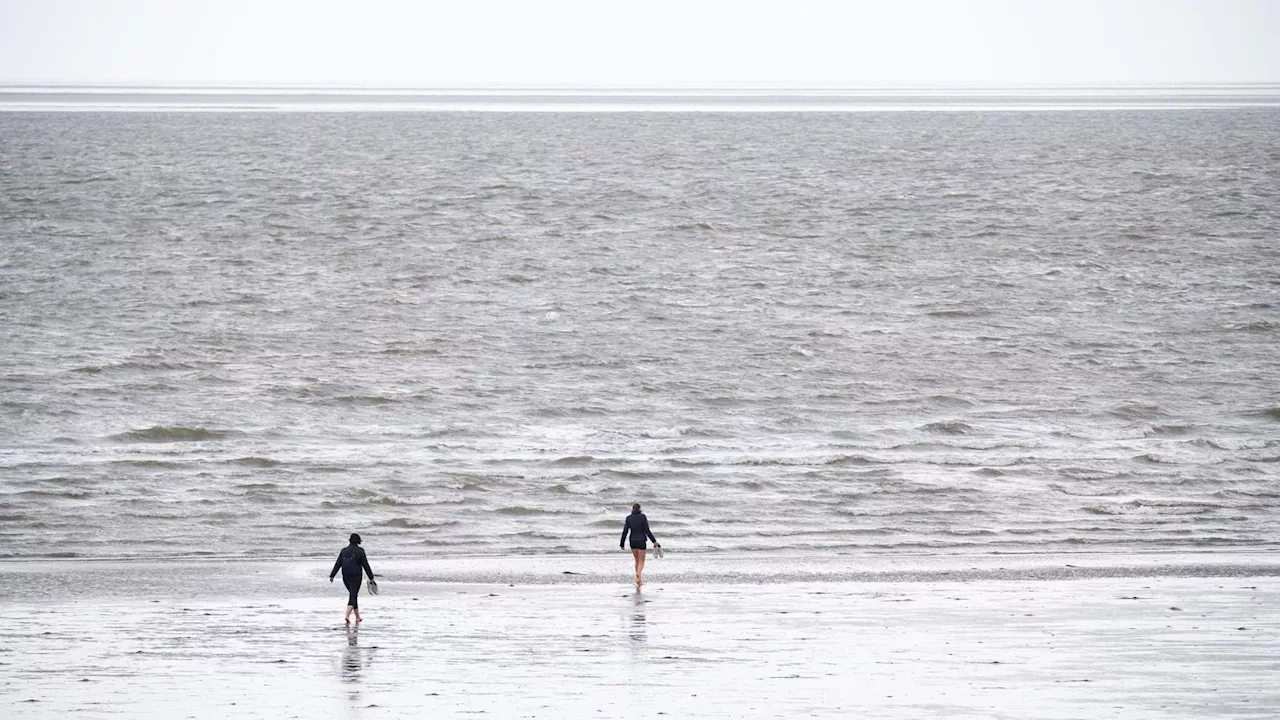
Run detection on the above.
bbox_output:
[1,88,1278,564]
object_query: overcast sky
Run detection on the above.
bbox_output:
[1,0,1277,87]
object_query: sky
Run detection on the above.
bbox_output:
[0,0,1278,88]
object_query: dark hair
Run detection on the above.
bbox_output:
[349,533,362,545]
[631,503,641,514]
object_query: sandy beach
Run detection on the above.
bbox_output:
[2,553,1277,719]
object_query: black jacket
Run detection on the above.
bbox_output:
[330,543,374,580]
[621,513,658,548]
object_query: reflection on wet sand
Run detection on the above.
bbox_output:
[339,623,379,710]
[629,592,647,645]
[343,625,361,675]
[4,575,1279,719]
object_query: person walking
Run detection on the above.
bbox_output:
[620,503,660,588]
[330,533,375,624]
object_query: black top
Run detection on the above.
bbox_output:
[620,512,657,549]
[330,543,374,580]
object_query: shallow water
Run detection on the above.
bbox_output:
[2,559,1278,719]
[1,110,1278,560]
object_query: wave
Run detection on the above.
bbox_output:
[200,511,246,521]
[226,457,282,468]
[921,421,973,435]
[111,426,242,443]
[332,395,397,405]
[547,482,621,495]
[109,459,185,469]
[1144,424,1197,437]
[1225,320,1275,333]
[345,489,425,506]
[378,347,442,356]
[73,360,200,374]
[1105,403,1168,421]
[549,455,596,467]
[533,406,608,418]
[377,517,459,529]
[831,484,968,499]
[662,454,878,468]
[366,496,410,506]
[1055,467,1127,481]
[419,427,498,439]
[22,551,82,559]
[599,469,674,480]
[828,430,872,441]
[1047,482,1125,496]
[924,394,976,408]
[1082,499,1224,516]
[406,538,472,547]
[588,518,627,528]
[719,479,769,491]
[13,489,91,499]
[637,426,694,439]
[496,506,573,516]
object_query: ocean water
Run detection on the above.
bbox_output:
[1,109,1277,561]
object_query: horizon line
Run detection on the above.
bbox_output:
[3,81,1280,93]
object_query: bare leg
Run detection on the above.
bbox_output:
[632,548,646,587]
[345,605,353,624]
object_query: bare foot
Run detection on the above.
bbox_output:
[344,618,351,625]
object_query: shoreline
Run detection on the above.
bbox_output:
[4,550,1280,604]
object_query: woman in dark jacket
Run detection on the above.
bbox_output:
[620,503,660,587]
[330,533,375,624]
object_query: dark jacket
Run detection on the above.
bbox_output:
[330,543,374,580]
[621,512,658,549]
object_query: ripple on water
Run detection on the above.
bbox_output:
[2,111,1277,559]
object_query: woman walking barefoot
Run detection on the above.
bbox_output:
[330,533,375,624]
[620,503,660,588]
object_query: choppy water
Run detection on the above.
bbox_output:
[1,110,1278,560]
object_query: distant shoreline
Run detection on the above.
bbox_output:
[4,84,1279,112]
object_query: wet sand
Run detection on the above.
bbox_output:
[2,554,1278,718]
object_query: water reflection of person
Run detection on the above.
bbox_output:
[341,625,363,706]
[620,503,660,588]
[630,592,647,645]
[343,625,361,675]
